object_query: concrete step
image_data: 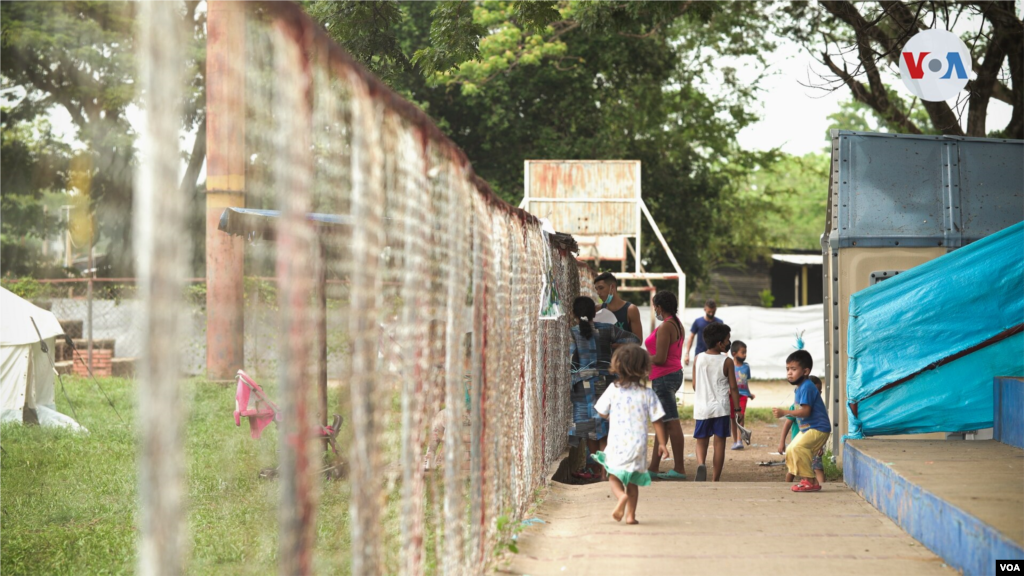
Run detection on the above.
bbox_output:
[845,439,1024,576]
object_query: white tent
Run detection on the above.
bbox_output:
[1,287,84,430]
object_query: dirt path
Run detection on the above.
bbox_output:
[649,418,800,483]
[499,481,952,575]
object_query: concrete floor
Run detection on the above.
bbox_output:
[499,481,953,575]
[848,439,1024,547]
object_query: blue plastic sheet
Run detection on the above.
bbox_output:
[846,222,1024,439]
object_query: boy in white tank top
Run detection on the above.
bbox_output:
[691,322,741,481]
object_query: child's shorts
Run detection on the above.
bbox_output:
[812,453,824,471]
[729,395,749,415]
[694,415,730,439]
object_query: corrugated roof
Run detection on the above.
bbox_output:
[772,254,821,266]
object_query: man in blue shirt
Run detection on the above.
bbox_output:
[772,350,830,493]
[684,299,722,366]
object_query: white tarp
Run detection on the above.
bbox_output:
[0,288,83,430]
[637,304,825,380]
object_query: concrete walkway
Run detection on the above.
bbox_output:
[499,481,952,575]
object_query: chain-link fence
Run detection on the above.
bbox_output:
[127,2,597,574]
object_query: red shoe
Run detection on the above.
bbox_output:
[792,481,821,492]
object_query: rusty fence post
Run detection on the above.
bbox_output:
[271,19,318,576]
[205,0,246,381]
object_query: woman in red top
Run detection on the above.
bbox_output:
[644,291,687,480]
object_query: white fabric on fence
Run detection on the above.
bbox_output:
[637,304,825,380]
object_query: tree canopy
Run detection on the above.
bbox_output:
[777,1,1022,138]
[309,0,783,289]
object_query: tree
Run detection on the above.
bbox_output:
[2,2,136,275]
[308,1,782,288]
[745,153,831,252]
[778,1,1022,138]
[1,1,208,277]
[0,111,71,277]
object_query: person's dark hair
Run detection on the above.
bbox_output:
[809,375,823,392]
[786,349,813,371]
[652,291,678,315]
[730,340,746,355]
[653,290,681,331]
[572,296,597,339]
[704,299,717,309]
[594,272,617,286]
[611,344,650,387]
[703,322,731,350]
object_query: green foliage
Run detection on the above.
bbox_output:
[494,510,527,555]
[2,2,139,276]
[0,277,46,300]
[1,1,208,277]
[306,1,413,86]
[745,153,830,251]
[310,1,783,291]
[758,289,775,308]
[0,111,72,277]
[823,449,842,482]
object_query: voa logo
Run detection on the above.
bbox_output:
[997,559,1024,574]
[899,29,972,102]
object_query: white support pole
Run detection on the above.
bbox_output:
[639,199,686,307]
[607,272,681,280]
[634,164,642,274]
[520,161,530,209]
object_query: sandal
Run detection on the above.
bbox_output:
[571,470,597,480]
[655,470,687,481]
[792,482,822,492]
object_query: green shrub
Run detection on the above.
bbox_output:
[1,277,45,300]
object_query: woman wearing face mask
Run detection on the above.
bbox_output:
[569,296,641,481]
[645,291,688,480]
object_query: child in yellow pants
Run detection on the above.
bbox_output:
[772,350,831,493]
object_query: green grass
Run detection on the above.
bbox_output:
[675,405,776,425]
[0,376,354,575]
[822,450,843,482]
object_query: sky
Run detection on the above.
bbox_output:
[735,21,1015,157]
[734,39,846,156]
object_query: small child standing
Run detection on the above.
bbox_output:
[778,375,826,486]
[729,340,754,450]
[691,323,741,481]
[772,351,831,492]
[593,345,669,524]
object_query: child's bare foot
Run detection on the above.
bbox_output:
[625,516,639,525]
[612,494,628,522]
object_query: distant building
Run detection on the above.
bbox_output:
[687,250,822,308]
[769,253,823,308]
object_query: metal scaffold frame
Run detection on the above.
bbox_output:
[519,160,685,308]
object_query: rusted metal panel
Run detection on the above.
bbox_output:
[524,161,639,235]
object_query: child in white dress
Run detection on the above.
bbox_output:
[594,344,669,524]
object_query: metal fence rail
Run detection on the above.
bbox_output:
[133,2,592,574]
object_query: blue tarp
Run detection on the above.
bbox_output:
[846,221,1024,439]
